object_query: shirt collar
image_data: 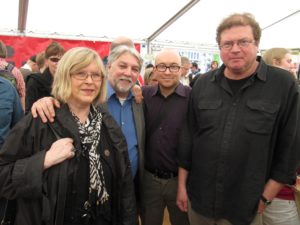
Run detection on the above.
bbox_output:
[211,56,267,82]
[151,83,190,98]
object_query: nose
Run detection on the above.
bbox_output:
[85,74,94,83]
[231,43,242,51]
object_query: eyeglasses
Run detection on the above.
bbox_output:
[155,64,181,72]
[219,39,255,50]
[72,71,103,81]
[49,57,61,63]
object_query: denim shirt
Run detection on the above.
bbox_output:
[106,82,138,177]
[0,77,24,148]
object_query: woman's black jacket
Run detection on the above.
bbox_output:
[0,104,137,225]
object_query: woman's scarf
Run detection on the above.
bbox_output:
[71,105,109,205]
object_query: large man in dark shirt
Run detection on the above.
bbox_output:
[141,49,190,225]
[177,13,300,225]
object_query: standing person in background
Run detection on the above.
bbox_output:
[0,40,26,109]
[0,47,137,225]
[0,77,24,221]
[143,67,158,86]
[141,49,190,225]
[177,13,300,225]
[189,62,201,87]
[262,47,300,225]
[19,55,39,79]
[25,41,65,113]
[263,48,297,79]
[36,51,47,73]
[180,56,191,86]
[209,60,219,71]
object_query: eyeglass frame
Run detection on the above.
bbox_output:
[71,71,103,81]
[155,64,181,72]
[219,39,256,50]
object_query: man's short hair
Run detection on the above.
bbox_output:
[30,55,36,63]
[216,13,261,45]
[191,62,198,69]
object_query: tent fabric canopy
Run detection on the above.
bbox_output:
[1,0,300,49]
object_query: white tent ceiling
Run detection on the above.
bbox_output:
[1,0,300,50]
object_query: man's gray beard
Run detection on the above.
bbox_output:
[115,83,134,95]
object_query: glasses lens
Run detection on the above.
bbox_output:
[156,65,166,72]
[170,65,180,72]
[49,57,60,63]
[91,73,102,81]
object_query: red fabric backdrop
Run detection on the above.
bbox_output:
[0,35,140,68]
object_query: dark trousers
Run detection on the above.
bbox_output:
[0,198,6,221]
[140,170,189,225]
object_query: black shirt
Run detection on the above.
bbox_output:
[178,57,300,225]
[142,83,191,173]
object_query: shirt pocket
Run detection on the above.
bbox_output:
[197,100,222,130]
[245,100,279,134]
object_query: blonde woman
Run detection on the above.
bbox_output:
[263,48,296,78]
[0,47,136,225]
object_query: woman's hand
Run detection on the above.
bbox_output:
[44,138,75,169]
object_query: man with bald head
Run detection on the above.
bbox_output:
[140,49,190,225]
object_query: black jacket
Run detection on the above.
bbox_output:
[0,104,137,225]
[25,68,53,114]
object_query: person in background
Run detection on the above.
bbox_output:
[261,47,300,225]
[263,48,297,79]
[0,40,26,109]
[145,63,154,69]
[0,77,24,221]
[143,67,158,86]
[19,55,39,79]
[141,49,190,225]
[189,62,201,87]
[36,51,47,73]
[177,13,300,225]
[209,60,219,71]
[180,56,191,86]
[0,47,136,225]
[25,41,65,113]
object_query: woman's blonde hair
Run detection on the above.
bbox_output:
[143,67,154,85]
[262,48,290,66]
[52,47,107,104]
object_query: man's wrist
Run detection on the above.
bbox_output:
[260,195,272,206]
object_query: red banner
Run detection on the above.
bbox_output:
[0,35,140,68]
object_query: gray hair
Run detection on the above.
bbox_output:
[107,45,143,71]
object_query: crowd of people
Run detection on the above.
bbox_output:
[0,12,300,225]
